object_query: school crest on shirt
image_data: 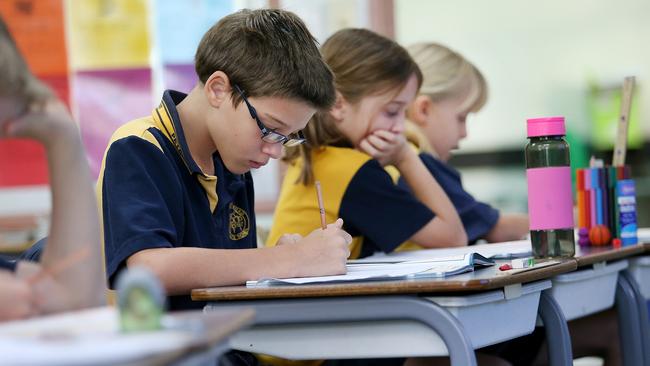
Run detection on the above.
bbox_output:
[229,203,250,240]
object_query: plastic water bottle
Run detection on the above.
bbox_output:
[525,116,575,257]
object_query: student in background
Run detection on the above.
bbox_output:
[268,28,466,261]
[0,17,105,320]
[98,9,351,313]
[405,42,529,244]
[405,42,622,366]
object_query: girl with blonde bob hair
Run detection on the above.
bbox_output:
[404,42,529,243]
[268,29,466,259]
[405,42,624,366]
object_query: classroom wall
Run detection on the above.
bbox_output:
[0,0,237,218]
[3,0,648,226]
[395,0,650,152]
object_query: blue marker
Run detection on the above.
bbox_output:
[592,168,603,225]
[616,179,637,246]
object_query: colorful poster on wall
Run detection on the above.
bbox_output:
[0,0,69,187]
[156,0,232,65]
[66,0,151,70]
[163,64,198,94]
[155,0,232,91]
[75,69,153,178]
[0,0,68,76]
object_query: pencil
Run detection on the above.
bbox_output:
[315,180,327,230]
[26,246,90,285]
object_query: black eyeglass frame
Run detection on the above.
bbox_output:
[233,84,306,147]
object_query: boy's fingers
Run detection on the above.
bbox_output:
[342,231,353,245]
[276,234,293,246]
[326,219,352,245]
[327,218,343,229]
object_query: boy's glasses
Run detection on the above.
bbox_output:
[233,84,306,147]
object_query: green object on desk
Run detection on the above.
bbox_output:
[115,267,166,332]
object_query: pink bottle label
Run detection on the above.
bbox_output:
[527,166,575,230]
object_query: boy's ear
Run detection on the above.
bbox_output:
[204,71,231,108]
[328,91,347,121]
[408,95,434,127]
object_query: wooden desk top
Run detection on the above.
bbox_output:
[573,244,646,267]
[192,259,576,302]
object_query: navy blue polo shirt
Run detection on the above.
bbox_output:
[97,90,257,310]
[398,152,499,243]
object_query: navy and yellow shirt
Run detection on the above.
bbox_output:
[399,152,499,244]
[267,147,434,259]
[97,90,256,311]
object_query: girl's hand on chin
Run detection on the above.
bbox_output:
[358,129,407,166]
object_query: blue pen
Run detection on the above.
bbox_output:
[599,168,609,229]
[592,168,603,225]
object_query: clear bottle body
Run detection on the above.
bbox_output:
[525,136,575,258]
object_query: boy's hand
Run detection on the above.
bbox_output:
[292,218,352,277]
[2,99,78,149]
[358,130,407,167]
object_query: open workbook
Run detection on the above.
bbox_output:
[246,252,495,287]
[352,239,533,264]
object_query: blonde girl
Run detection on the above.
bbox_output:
[405,42,529,243]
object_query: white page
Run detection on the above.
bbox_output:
[247,255,473,286]
[350,240,532,264]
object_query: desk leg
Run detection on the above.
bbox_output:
[206,296,477,366]
[615,270,646,366]
[538,290,573,366]
[616,270,650,366]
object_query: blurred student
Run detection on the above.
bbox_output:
[404,42,528,244]
[97,9,351,312]
[0,16,105,321]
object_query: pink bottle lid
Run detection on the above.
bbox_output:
[527,116,566,137]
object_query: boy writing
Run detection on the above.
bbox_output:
[98,9,352,311]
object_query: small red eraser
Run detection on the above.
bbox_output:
[499,264,512,271]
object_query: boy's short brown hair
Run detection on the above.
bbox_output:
[195,9,335,110]
[0,17,52,105]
